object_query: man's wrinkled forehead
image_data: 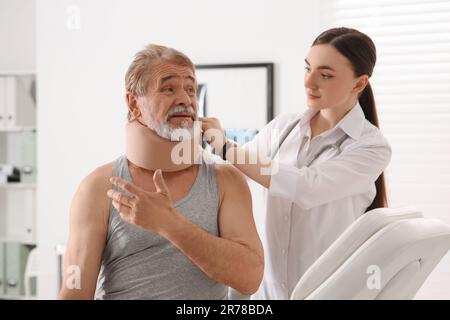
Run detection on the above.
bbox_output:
[149,61,196,89]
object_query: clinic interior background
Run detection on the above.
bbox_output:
[0,0,449,299]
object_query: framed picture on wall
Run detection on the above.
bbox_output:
[195,63,274,145]
[196,83,207,118]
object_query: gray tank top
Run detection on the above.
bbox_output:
[95,155,228,300]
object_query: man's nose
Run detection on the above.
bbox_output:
[174,89,194,107]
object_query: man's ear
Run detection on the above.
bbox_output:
[353,75,369,95]
[125,92,141,119]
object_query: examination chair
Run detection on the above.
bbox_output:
[290,206,450,300]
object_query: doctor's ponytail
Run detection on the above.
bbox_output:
[312,27,388,212]
[359,82,387,212]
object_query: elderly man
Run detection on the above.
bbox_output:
[59,44,264,299]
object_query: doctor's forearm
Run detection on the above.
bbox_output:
[226,145,272,189]
[160,212,264,295]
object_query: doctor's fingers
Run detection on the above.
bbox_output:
[199,116,219,122]
[199,117,221,129]
[199,118,225,141]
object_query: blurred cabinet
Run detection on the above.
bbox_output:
[0,186,36,243]
[0,242,35,298]
[0,73,37,299]
[0,75,36,128]
[4,242,35,297]
[0,242,4,295]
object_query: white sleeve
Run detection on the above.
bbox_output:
[243,113,300,157]
[269,136,392,210]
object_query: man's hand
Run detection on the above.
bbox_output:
[107,169,178,233]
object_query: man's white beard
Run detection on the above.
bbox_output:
[142,105,197,142]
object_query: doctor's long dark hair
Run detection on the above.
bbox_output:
[312,27,387,212]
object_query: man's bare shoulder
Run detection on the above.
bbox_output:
[71,162,114,222]
[214,164,250,203]
[78,162,113,196]
[214,163,247,183]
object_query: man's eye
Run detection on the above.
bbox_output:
[163,87,174,93]
[304,66,311,72]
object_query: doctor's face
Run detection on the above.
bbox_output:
[304,44,365,111]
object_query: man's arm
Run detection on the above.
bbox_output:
[58,166,110,299]
[160,164,264,295]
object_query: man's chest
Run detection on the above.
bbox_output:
[129,166,199,203]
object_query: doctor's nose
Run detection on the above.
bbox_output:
[304,72,318,90]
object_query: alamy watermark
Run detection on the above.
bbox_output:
[65,265,81,290]
[66,5,81,30]
[366,265,381,290]
[169,120,280,175]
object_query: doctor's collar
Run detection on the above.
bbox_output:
[298,101,365,140]
[335,101,365,140]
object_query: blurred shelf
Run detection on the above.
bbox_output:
[0,183,36,189]
[0,70,35,76]
[0,126,36,132]
[0,237,36,245]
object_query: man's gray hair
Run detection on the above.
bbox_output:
[125,44,196,121]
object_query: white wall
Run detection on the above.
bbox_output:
[35,0,320,298]
[0,0,35,72]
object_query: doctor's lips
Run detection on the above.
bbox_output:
[307,93,321,99]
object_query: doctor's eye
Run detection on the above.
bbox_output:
[304,66,311,73]
[321,74,333,80]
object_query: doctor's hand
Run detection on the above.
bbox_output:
[199,117,227,151]
[107,169,178,234]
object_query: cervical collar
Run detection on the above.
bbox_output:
[125,120,202,172]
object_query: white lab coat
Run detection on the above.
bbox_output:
[245,102,392,299]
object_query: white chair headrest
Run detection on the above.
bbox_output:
[291,206,424,299]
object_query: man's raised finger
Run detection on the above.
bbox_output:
[110,177,144,196]
[107,189,134,207]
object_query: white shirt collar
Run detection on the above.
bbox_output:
[298,101,366,140]
[336,101,366,140]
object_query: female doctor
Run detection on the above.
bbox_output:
[200,27,392,299]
